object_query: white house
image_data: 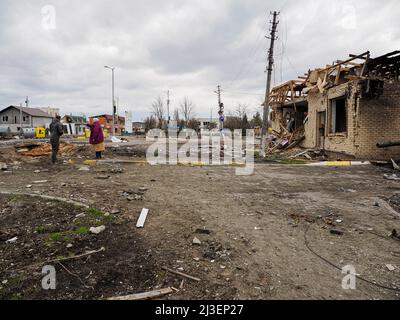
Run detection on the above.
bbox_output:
[0,106,53,133]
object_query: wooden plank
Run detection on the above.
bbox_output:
[108,288,173,301]
[335,66,342,85]
[136,208,149,228]
[162,267,201,282]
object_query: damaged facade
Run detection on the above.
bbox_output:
[269,51,400,159]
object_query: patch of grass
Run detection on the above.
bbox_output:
[35,225,56,234]
[48,232,70,243]
[85,207,114,224]
[35,226,48,234]
[86,208,105,219]
[73,227,90,236]
[55,255,66,261]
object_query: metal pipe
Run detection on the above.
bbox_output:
[377,141,400,148]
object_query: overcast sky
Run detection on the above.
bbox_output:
[0,0,398,121]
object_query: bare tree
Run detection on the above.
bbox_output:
[151,96,165,128]
[236,104,249,120]
[173,108,180,121]
[180,97,195,125]
[144,116,157,132]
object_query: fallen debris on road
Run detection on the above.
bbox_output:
[136,208,149,228]
[108,288,173,301]
[162,267,201,282]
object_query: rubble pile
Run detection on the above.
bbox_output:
[15,143,78,158]
[267,124,305,154]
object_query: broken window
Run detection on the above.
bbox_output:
[330,97,347,134]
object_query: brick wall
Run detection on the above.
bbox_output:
[355,81,400,159]
[302,80,400,159]
[304,83,358,155]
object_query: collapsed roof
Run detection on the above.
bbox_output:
[269,50,400,106]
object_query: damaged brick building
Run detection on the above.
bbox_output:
[269,51,400,160]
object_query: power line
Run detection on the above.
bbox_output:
[226,20,267,90]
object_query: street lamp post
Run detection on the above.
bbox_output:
[104,66,115,137]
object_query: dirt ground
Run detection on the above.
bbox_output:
[0,140,399,300]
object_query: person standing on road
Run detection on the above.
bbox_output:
[49,115,64,164]
[87,118,105,159]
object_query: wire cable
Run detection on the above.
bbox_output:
[304,224,400,293]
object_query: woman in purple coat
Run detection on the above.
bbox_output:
[87,118,105,159]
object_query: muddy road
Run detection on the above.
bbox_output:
[0,144,399,300]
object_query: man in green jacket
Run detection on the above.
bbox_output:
[49,115,64,164]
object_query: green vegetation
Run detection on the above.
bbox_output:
[86,208,104,219]
[86,207,114,224]
[49,232,70,242]
[73,227,90,236]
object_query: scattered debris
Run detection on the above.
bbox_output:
[15,143,77,158]
[330,229,344,236]
[391,159,400,171]
[162,267,201,282]
[78,166,90,172]
[83,160,97,166]
[6,237,18,244]
[267,126,305,154]
[384,174,400,181]
[0,162,7,171]
[122,190,145,201]
[391,229,400,240]
[193,237,202,245]
[374,198,400,219]
[90,225,106,235]
[33,180,48,184]
[386,264,396,271]
[108,288,173,301]
[195,228,211,235]
[96,175,111,180]
[136,208,149,228]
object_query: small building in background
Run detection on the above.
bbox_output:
[0,106,53,133]
[61,115,87,136]
[198,118,218,130]
[89,114,125,135]
[40,107,60,118]
[132,122,145,135]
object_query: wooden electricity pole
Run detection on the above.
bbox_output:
[215,85,224,131]
[260,11,279,157]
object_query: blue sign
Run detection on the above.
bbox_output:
[219,116,225,122]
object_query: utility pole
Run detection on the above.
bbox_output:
[20,103,23,135]
[104,66,116,137]
[167,90,170,128]
[25,96,29,108]
[260,11,279,157]
[215,85,224,131]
